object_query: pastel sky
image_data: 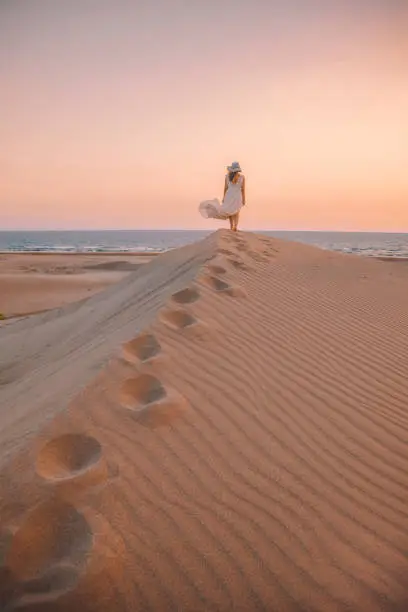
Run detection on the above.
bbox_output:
[1,0,407,230]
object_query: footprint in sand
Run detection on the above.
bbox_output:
[261,245,278,256]
[122,332,161,364]
[160,308,209,340]
[36,433,108,489]
[235,243,248,252]
[200,275,247,298]
[217,248,234,257]
[120,373,188,428]
[247,250,268,262]
[226,257,252,272]
[2,499,92,608]
[206,264,227,275]
[160,308,197,330]
[171,287,200,304]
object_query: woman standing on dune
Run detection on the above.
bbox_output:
[199,161,246,231]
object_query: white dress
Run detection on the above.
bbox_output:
[199,174,244,220]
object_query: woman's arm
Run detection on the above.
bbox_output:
[241,176,246,205]
[222,176,228,202]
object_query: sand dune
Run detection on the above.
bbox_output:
[0,254,152,318]
[1,229,408,610]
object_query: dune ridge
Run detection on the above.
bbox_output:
[1,229,408,610]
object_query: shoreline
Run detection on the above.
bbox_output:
[1,250,407,262]
[0,250,162,256]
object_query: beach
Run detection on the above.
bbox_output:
[1,229,408,610]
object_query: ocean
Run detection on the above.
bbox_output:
[1,230,408,258]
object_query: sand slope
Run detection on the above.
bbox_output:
[1,229,408,610]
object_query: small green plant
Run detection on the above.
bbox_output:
[0,313,5,320]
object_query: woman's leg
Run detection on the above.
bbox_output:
[228,216,234,230]
[232,212,240,231]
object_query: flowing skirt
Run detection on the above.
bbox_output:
[199,198,231,220]
[198,198,242,219]
[199,187,243,220]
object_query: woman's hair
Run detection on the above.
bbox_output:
[228,170,239,182]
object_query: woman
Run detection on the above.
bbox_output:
[199,161,246,231]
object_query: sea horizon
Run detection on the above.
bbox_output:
[2,228,408,233]
[1,229,408,258]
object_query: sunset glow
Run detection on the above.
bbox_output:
[1,0,407,230]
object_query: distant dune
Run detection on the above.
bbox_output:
[1,229,408,611]
[0,253,152,319]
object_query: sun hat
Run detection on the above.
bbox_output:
[227,161,241,172]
